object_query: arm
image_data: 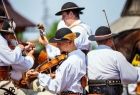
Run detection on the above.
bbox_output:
[11,47,34,81]
[38,36,60,59]
[37,61,70,93]
[45,44,60,59]
[0,44,24,65]
[116,52,139,84]
[35,58,75,93]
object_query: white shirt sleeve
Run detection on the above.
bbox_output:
[0,35,34,80]
[0,46,22,65]
[45,44,61,59]
[38,60,72,93]
[11,56,34,72]
[116,52,138,84]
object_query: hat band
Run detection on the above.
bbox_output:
[53,38,62,41]
[61,7,82,12]
[95,33,112,38]
[0,16,7,19]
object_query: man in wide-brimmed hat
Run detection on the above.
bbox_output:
[87,26,140,95]
[27,28,87,95]
[0,7,35,95]
[56,2,95,54]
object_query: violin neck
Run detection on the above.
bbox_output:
[40,29,45,40]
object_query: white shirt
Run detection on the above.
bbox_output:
[87,45,139,84]
[38,49,86,94]
[57,20,68,30]
[0,34,34,80]
[57,20,93,50]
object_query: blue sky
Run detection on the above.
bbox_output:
[9,0,126,33]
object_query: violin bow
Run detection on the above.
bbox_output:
[102,9,111,29]
[2,0,19,45]
[102,9,117,50]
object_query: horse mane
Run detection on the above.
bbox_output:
[114,28,140,39]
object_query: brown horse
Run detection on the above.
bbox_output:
[113,28,140,63]
[113,28,140,94]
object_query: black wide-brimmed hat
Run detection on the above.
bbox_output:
[0,8,14,33]
[88,26,116,41]
[49,28,80,43]
[0,8,7,20]
[55,2,85,16]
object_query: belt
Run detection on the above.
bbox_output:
[88,79,121,86]
[0,66,10,80]
[60,91,82,95]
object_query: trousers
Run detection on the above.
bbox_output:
[0,80,27,95]
[89,85,123,95]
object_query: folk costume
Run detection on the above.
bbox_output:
[87,26,139,95]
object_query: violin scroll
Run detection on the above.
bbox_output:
[37,23,46,40]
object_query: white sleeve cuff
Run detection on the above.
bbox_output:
[38,73,51,87]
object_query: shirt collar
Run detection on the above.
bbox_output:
[68,49,82,56]
[96,45,112,50]
[69,20,81,28]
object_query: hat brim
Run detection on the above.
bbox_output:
[0,16,7,20]
[88,34,117,41]
[49,32,80,43]
[55,7,85,16]
[0,29,14,34]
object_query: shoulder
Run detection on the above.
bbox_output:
[57,20,67,30]
[113,50,126,59]
[73,22,92,35]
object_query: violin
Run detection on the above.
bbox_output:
[35,53,67,72]
[19,53,67,88]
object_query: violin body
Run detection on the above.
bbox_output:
[36,54,67,72]
[19,54,67,88]
[38,50,48,64]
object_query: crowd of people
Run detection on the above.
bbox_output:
[0,1,140,95]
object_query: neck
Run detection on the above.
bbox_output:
[65,18,78,26]
[69,46,77,53]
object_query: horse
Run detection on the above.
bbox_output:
[113,28,140,94]
[113,28,140,63]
